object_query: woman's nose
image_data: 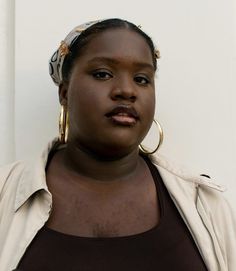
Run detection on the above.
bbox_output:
[110,77,136,102]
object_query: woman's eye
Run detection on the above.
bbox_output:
[134,76,150,85]
[92,71,113,80]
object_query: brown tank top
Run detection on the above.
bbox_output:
[17,155,208,271]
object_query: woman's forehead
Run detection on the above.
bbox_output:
[77,29,154,65]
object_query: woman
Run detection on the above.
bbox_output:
[0,18,235,271]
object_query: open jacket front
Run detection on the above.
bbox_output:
[0,139,235,271]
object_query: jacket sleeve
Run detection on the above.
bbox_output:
[215,197,236,270]
[198,186,236,270]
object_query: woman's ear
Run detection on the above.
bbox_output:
[58,82,68,105]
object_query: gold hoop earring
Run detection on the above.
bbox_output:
[139,119,164,154]
[59,105,69,143]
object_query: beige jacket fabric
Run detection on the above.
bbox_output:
[0,139,235,271]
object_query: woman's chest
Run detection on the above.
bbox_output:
[46,175,159,237]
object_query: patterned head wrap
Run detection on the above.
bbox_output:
[49,19,160,86]
[49,20,103,86]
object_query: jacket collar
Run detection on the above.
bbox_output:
[150,154,226,192]
[14,138,60,211]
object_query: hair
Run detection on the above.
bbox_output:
[62,18,158,82]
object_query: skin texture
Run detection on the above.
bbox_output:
[46,28,160,237]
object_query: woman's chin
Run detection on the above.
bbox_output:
[85,141,139,161]
[68,132,143,160]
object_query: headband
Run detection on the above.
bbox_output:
[49,20,102,86]
[49,20,160,86]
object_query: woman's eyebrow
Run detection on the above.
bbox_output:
[87,57,119,65]
[132,62,155,72]
[87,57,155,71]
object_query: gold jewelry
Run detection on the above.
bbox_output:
[59,40,70,57]
[75,27,85,33]
[154,49,161,59]
[139,119,163,154]
[59,105,69,143]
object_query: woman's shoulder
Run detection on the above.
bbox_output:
[150,152,236,263]
[149,152,226,193]
[0,161,26,195]
[149,152,235,223]
[0,138,58,199]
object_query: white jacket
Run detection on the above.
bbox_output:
[0,139,235,271]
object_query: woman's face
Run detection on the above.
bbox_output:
[61,28,156,157]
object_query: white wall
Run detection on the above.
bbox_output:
[0,0,15,164]
[14,0,236,206]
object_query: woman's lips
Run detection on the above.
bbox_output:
[110,113,137,126]
[105,105,139,126]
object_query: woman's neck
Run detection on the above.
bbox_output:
[57,141,143,183]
